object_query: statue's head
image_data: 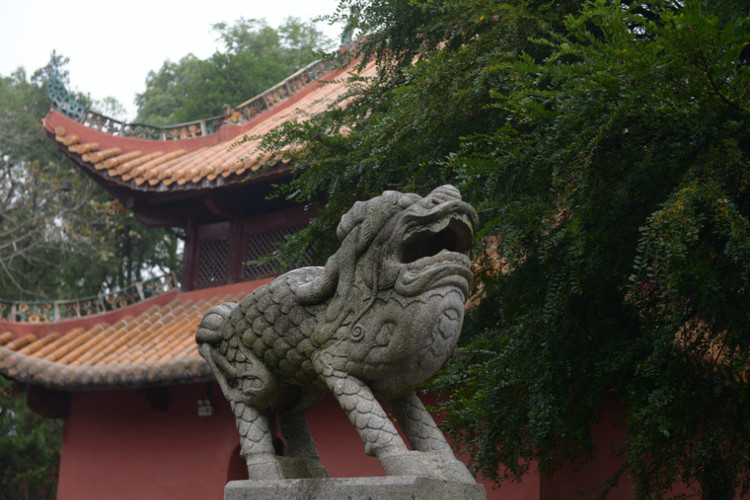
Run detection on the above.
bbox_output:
[359,184,478,299]
[302,186,478,392]
[299,185,478,306]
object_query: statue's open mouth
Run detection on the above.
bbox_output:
[398,200,476,265]
[400,214,474,264]
[394,200,478,296]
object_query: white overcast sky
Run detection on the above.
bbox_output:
[0,0,344,121]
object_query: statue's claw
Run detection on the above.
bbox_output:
[379,450,444,480]
[379,449,474,483]
[245,453,283,480]
[277,456,330,479]
[431,455,475,483]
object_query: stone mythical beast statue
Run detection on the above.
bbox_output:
[196,185,478,483]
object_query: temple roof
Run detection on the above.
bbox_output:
[44,59,377,193]
[0,280,271,390]
[0,58,378,391]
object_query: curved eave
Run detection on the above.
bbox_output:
[0,280,272,391]
[44,111,290,195]
[0,349,212,391]
[43,59,376,194]
[44,117,289,196]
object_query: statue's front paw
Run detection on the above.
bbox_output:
[379,450,443,480]
[245,453,283,480]
[431,455,475,484]
[277,456,330,479]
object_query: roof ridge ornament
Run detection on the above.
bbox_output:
[0,272,178,323]
[46,75,86,122]
[46,58,340,141]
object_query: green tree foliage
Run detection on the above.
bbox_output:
[135,17,333,124]
[255,0,750,497]
[0,376,62,500]
[0,54,181,302]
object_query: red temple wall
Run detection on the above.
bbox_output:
[56,383,238,500]
[539,399,635,500]
[56,384,504,500]
[55,383,722,500]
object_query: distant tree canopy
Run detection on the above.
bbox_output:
[135,17,334,125]
[256,0,750,498]
[1,16,333,299]
[0,375,62,500]
[0,53,180,302]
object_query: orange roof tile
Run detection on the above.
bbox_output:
[43,59,377,193]
[0,279,272,390]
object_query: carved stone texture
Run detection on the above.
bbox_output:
[196,185,479,484]
[225,476,487,500]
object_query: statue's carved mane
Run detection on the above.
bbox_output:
[296,191,420,308]
[295,191,421,346]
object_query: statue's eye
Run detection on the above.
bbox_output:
[341,311,355,326]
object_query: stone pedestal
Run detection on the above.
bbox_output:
[224,476,487,500]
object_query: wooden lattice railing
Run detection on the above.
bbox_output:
[47,58,339,141]
[0,272,179,323]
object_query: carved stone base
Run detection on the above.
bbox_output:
[224,476,487,500]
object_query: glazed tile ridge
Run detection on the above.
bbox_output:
[4,334,34,351]
[84,147,122,165]
[0,286,260,389]
[68,141,99,154]
[18,332,61,355]
[127,150,188,183]
[42,59,378,193]
[102,150,142,169]
[113,151,164,177]
[61,134,80,146]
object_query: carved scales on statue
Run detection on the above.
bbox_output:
[196,185,479,482]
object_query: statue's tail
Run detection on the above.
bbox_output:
[196,302,236,347]
[196,302,243,401]
[196,302,276,407]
